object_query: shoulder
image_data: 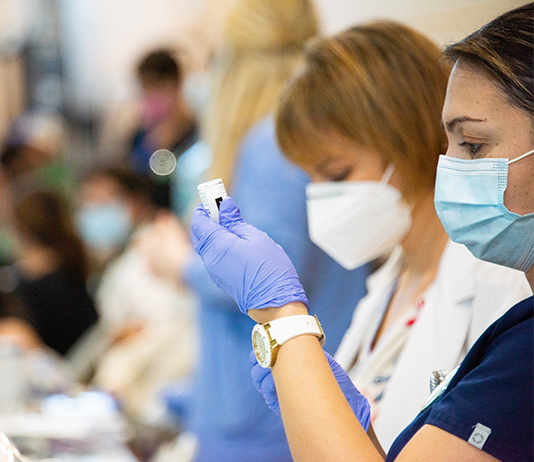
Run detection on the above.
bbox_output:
[426,296,533,460]
[239,116,276,156]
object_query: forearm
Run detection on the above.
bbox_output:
[272,334,384,462]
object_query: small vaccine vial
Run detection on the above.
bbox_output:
[198,178,228,222]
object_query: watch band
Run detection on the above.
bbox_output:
[265,314,325,347]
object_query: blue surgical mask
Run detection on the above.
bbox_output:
[434,148,534,272]
[76,201,132,252]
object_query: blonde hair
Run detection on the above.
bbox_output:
[276,21,449,200]
[204,0,318,188]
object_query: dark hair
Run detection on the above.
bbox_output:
[0,144,22,175]
[85,166,153,202]
[443,2,534,115]
[14,190,89,282]
[0,144,45,178]
[137,49,182,86]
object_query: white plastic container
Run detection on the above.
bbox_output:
[197,179,228,223]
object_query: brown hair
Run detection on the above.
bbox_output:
[14,190,90,282]
[205,0,318,188]
[276,21,449,199]
[137,48,182,88]
[443,3,533,116]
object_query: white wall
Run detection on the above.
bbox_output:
[2,0,529,126]
[57,0,527,113]
[59,0,213,112]
[314,0,527,44]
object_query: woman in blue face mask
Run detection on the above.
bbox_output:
[273,20,532,452]
[189,3,534,461]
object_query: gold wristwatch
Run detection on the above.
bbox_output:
[252,315,325,368]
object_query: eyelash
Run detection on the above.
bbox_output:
[459,142,483,157]
[329,168,352,182]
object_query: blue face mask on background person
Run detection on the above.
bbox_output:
[434,148,534,272]
[77,201,132,252]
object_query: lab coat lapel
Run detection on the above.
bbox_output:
[374,241,477,451]
[335,247,403,370]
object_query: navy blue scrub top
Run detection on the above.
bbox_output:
[387,295,534,461]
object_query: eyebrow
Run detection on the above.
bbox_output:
[443,116,486,132]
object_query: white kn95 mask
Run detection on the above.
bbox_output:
[306,166,412,270]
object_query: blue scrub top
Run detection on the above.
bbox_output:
[388,295,534,461]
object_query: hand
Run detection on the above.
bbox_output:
[190,197,308,315]
[250,350,371,432]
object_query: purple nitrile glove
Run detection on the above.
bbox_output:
[250,350,280,415]
[250,350,371,432]
[190,197,309,314]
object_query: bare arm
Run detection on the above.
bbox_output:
[253,304,500,462]
[273,333,382,462]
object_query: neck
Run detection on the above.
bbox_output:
[147,101,196,149]
[370,192,449,345]
[400,191,449,279]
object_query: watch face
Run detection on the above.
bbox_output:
[252,329,266,360]
[252,327,271,368]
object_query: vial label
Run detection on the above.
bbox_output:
[198,179,228,222]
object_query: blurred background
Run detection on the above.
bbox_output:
[0,0,524,173]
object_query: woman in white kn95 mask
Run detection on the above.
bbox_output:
[273,21,532,452]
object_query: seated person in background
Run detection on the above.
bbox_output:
[0,111,76,264]
[8,189,98,357]
[77,166,158,280]
[74,166,198,424]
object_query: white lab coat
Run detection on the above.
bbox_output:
[335,240,532,452]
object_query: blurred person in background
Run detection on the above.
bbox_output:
[141,0,370,460]
[0,291,43,351]
[7,189,98,357]
[0,111,76,265]
[75,166,198,430]
[128,49,198,209]
[77,166,159,280]
[0,111,76,200]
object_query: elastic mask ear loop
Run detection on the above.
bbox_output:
[380,164,396,186]
[508,148,534,165]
